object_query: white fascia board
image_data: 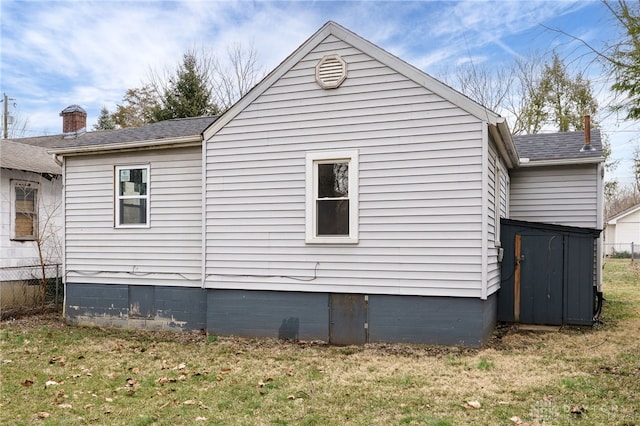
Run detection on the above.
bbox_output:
[607,204,640,224]
[49,135,201,156]
[518,156,605,167]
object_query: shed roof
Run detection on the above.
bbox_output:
[0,140,62,175]
[17,116,218,154]
[513,129,604,165]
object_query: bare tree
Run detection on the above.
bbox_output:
[211,42,264,111]
[17,175,63,308]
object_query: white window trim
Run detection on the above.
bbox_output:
[10,179,39,241]
[115,164,150,228]
[305,150,359,244]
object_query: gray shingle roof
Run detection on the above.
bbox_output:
[1,140,62,175]
[13,116,218,150]
[513,129,602,161]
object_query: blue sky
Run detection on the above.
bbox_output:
[1,0,637,184]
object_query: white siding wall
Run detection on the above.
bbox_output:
[205,35,486,298]
[486,140,509,296]
[614,209,640,249]
[0,168,62,269]
[64,146,202,286]
[510,165,598,228]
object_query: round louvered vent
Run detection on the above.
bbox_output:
[315,54,347,89]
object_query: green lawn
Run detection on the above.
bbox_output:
[1,259,638,425]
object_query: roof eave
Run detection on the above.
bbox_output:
[518,156,604,167]
[607,203,640,223]
[493,117,518,168]
[49,135,202,156]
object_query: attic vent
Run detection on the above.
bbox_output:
[315,54,347,89]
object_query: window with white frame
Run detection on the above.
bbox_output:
[11,180,38,240]
[115,165,149,227]
[306,150,358,244]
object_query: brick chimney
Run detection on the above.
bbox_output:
[60,105,87,136]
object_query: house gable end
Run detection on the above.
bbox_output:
[204,21,509,142]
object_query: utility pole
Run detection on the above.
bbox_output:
[2,93,16,139]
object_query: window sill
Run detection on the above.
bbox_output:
[306,236,359,244]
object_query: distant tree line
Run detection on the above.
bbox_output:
[93,43,263,131]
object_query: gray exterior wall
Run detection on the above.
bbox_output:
[66,283,495,346]
[368,293,496,346]
[63,146,203,287]
[204,34,491,299]
[510,164,599,228]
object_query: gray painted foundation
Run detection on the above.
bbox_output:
[65,283,497,346]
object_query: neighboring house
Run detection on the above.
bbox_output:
[605,204,640,256]
[50,22,602,345]
[0,140,62,271]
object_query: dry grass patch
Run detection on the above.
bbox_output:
[1,259,638,425]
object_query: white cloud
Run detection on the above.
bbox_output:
[0,0,635,184]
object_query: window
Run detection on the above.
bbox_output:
[11,180,38,240]
[115,165,149,227]
[306,150,358,244]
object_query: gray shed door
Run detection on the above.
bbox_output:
[329,294,368,345]
[520,234,564,325]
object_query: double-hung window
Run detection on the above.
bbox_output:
[306,150,358,244]
[11,180,38,240]
[115,165,149,227]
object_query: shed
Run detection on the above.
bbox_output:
[498,218,601,326]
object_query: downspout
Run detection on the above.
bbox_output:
[201,137,207,289]
[596,162,604,293]
[61,156,67,318]
[481,122,489,300]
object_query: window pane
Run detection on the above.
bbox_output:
[120,198,147,225]
[318,162,348,198]
[317,199,349,235]
[15,187,36,212]
[15,213,35,238]
[120,168,147,196]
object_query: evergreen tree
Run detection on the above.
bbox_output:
[151,52,218,122]
[517,53,598,133]
[93,106,116,130]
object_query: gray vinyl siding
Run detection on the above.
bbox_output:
[486,141,506,296]
[510,165,598,228]
[205,35,485,298]
[64,146,202,286]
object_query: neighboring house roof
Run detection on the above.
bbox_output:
[607,203,640,225]
[513,129,604,166]
[202,20,519,168]
[0,140,61,175]
[22,116,218,155]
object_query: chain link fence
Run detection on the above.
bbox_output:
[603,243,639,260]
[0,264,63,319]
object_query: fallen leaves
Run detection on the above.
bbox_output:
[464,400,481,409]
[49,356,66,366]
[510,416,529,425]
[44,379,60,388]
